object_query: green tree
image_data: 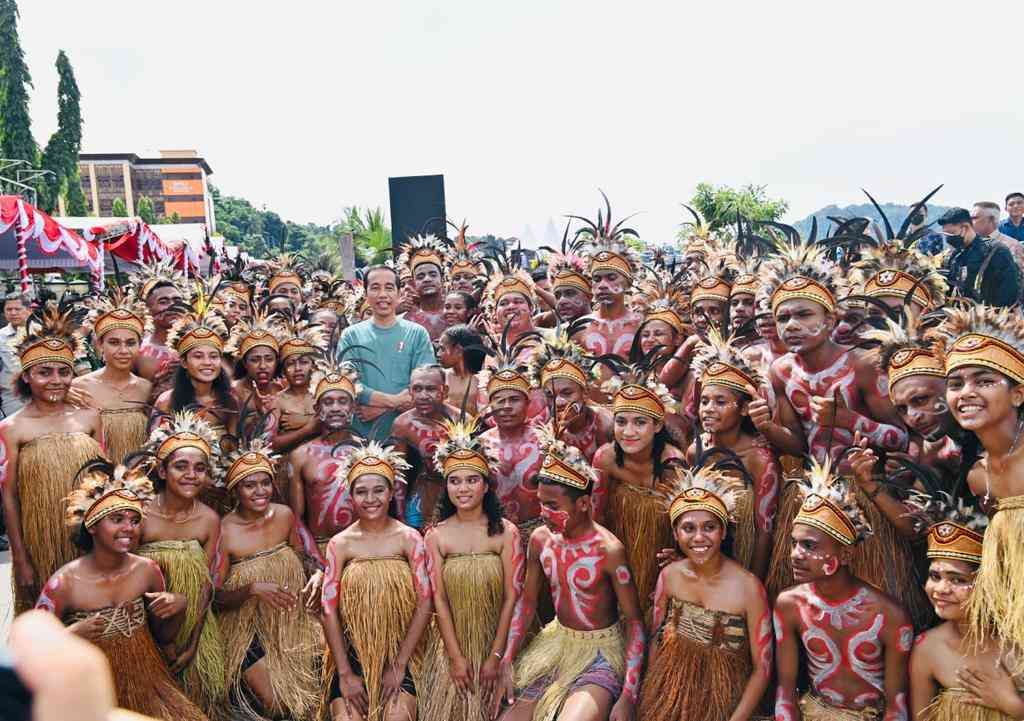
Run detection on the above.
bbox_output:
[136,195,156,224]
[340,206,391,265]
[685,182,789,232]
[0,0,38,165]
[65,170,87,215]
[39,50,84,213]
[157,211,180,224]
[111,197,128,217]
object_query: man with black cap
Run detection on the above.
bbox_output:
[939,206,1021,306]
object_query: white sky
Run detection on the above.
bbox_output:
[19,1,1024,245]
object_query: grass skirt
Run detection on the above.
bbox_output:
[513,619,625,721]
[419,552,504,721]
[325,556,419,721]
[137,539,227,718]
[766,478,801,600]
[64,597,208,720]
[13,432,102,614]
[921,688,1015,721]
[101,407,149,464]
[638,599,751,721]
[968,496,1024,670]
[220,542,321,720]
[850,486,932,630]
[608,481,673,616]
[799,693,880,721]
[732,487,757,572]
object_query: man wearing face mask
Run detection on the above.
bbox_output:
[940,207,1020,307]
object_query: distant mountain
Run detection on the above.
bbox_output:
[792,201,954,238]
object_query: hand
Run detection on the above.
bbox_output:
[656,546,681,568]
[9,611,116,721]
[355,404,388,424]
[746,384,773,433]
[492,660,515,720]
[337,670,369,718]
[391,389,413,411]
[301,570,324,613]
[381,660,408,710]
[609,694,636,721]
[144,591,187,619]
[958,658,1024,717]
[449,654,474,697]
[13,558,36,596]
[810,394,850,428]
[65,386,95,409]
[249,581,297,611]
[479,654,500,712]
[847,433,879,490]
[252,381,283,415]
[278,410,308,432]
[883,450,915,480]
[68,613,107,641]
[168,639,199,674]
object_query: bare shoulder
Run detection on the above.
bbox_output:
[595,524,626,556]
[271,502,295,526]
[866,583,912,624]
[774,584,804,614]
[527,523,552,556]
[196,502,220,529]
[154,389,172,411]
[592,442,615,469]
[501,518,520,542]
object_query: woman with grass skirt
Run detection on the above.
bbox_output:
[419,417,522,720]
[37,459,207,721]
[214,437,321,720]
[139,411,228,718]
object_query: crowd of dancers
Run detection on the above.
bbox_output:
[4,188,1024,721]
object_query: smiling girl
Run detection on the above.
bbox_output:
[137,412,227,717]
[320,441,433,721]
[36,459,206,720]
[215,437,321,720]
[640,466,771,721]
[419,417,522,720]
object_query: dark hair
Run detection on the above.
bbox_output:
[3,292,32,307]
[260,293,295,314]
[144,280,177,303]
[937,207,972,226]
[15,374,32,401]
[446,290,478,313]
[538,475,590,501]
[364,265,402,288]
[613,426,677,481]
[232,346,283,382]
[441,324,486,373]
[74,522,94,551]
[1005,192,1024,205]
[436,474,506,536]
[531,265,549,283]
[170,358,236,416]
[411,363,446,384]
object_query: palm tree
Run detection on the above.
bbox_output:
[339,206,392,266]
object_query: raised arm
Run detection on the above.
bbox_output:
[749,371,806,456]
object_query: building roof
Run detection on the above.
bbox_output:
[79,152,213,175]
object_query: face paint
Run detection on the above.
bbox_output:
[540,505,570,534]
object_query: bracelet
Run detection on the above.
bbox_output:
[492,651,503,659]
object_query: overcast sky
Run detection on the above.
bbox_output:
[18,1,1024,244]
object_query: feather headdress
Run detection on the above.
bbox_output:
[11,299,89,373]
[66,458,155,529]
[479,321,543,401]
[266,252,307,294]
[83,288,151,341]
[535,407,600,492]
[147,409,223,482]
[165,281,230,355]
[447,220,484,280]
[851,240,947,310]
[223,308,283,359]
[861,316,945,396]
[690,248,741,306]
[635,264,689,335]
[309,355,363,403]
[760,229,846,314]
[904,490,987,565]
[691,328,764,398]
[276,317,329,363]
[334,439,411,488]
[399,233,452,276]
[570,190,642,281]
[933,305,1024,386]
[130,256,186,303]
[597,347,676,421]
[221,434,279,491]
[660,464,744,527]
[541,220,592,295]
[526,319,597,391]
[794,458,872,546]
[432,415,497,479]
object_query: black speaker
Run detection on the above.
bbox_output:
[388,175,446,250]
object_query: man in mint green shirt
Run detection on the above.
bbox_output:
[336,265,435,440]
